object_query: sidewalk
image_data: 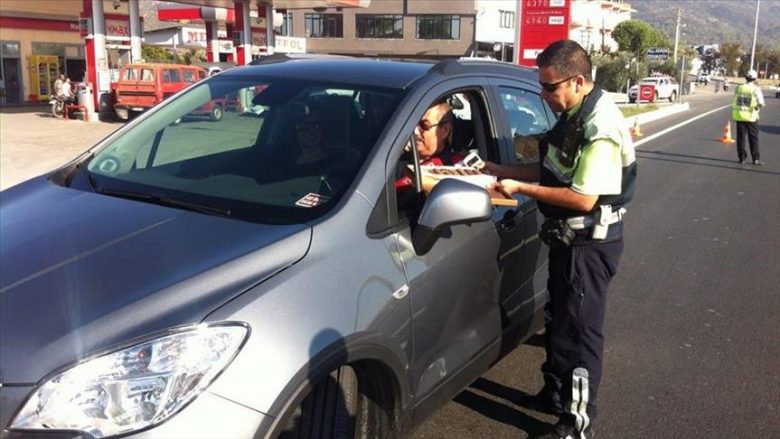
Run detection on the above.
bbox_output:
[0,106,122,190]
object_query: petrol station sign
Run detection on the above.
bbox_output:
[518,0,571,67]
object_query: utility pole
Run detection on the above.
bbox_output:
[673,8,682,64]
[750,0,760,71]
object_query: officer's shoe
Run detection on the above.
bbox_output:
[533,421,594,439]
[739,158,746,164]
[520,385,563,416]
[753,159,764,165]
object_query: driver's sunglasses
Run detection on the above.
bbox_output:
[418,118,450,132]
[540,75,576,92]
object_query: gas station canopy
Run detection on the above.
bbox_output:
[167,0,369,9]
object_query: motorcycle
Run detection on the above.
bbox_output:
[49,95,65,118]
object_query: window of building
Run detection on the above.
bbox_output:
[1,41,20,57]
[416,15,460,40]
[305,13,343,38]
[499,10,515,29]
[356,14,403,39]
[277,10,293,36]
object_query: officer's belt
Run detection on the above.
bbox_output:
[566,207,626,230]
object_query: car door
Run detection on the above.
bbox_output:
[486,79,552,338]
[388,80,519,415]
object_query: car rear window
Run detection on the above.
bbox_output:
[83,76,404,224]
[163,69,181,83]
[140,69,154,82]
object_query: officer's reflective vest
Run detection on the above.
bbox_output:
[732,83,759,122]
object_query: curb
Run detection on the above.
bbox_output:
[623,102,690,130]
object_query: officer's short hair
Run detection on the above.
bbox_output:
[537,40,592,81]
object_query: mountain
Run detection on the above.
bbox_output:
[630,0,780,50]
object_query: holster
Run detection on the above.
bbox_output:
[539,219,576,248]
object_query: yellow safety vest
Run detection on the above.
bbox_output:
[732,83,759,122]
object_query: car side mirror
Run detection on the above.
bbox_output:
[412,179,493,255]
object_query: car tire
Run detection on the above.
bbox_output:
[279,365,358,439]
[670,91,677,102]
[628,98,636,103]
[210,104,223,122]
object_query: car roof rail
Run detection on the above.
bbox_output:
[249,53,352,65]
[429,57,536,77]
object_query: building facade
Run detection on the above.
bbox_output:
[279,0,477,59]
[569,0,633,53]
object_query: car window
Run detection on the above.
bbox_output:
[183,70,197,83]
[163,69,180,83]
[84,76,403,224]
[394,90,493,219]
[122,68,138,81]
[498,87,550,163]
[141,69,154,82]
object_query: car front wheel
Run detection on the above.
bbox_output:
[279,366,358,439]
[210,104,223,122]
[670,91,677,102]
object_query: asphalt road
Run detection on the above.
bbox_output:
[413,92,780,438]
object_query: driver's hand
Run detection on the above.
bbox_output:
[480,160,500,176]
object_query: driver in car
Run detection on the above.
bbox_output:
[395,98,464,191]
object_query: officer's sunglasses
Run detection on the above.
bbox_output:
[540,75,576,92]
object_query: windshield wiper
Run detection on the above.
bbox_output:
[95,188,232,217]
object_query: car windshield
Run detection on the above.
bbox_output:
[83,75,402,224]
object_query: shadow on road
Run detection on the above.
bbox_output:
[636,149,780,175]
[759,124,780,135]
[454,381,551,437]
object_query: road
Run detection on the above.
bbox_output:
[413,92,780,438]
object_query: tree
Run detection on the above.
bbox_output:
[719,41,742,77]
[612,20,668,60]
[142,45,175,63]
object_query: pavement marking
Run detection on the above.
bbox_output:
[634,104,731,147]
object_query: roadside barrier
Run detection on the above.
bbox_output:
[720,121,735,143]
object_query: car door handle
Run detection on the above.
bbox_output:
[392,284,409,300]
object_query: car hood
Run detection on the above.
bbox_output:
[0,179,311,384]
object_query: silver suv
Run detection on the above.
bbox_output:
[0,56,552,438]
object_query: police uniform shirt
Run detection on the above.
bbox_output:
[544,93,636,199]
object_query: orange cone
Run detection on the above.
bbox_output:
[631,118,643,138]
[720,121,735,143]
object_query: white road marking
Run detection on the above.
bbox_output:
[634,104,732,147]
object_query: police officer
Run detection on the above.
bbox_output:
[483,40,636,439]
[732,69,765,165]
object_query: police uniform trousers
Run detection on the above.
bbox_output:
[735,121,760,162]
[541,222,624,428]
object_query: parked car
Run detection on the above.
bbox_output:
[0,56,552,438]
[113,63,226,122]
[696,72,710,85]
[628,76,679,103]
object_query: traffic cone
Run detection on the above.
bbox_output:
[631,118,643,137]
[720,121,735,143]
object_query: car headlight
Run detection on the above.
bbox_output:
[11,323,248,438]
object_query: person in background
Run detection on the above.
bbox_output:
[59,77,75,105]
[53,74,65,99]
[732,69,765,165]
[483,40,636,439]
